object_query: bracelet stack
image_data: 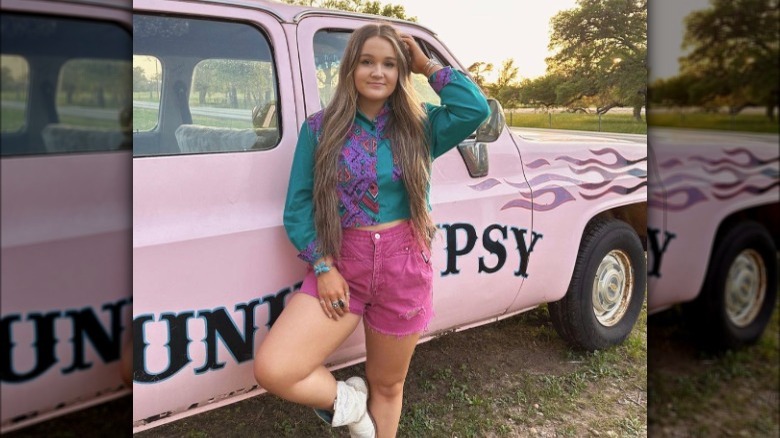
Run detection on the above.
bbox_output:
[424,58,441,77]
[313,261,331,276]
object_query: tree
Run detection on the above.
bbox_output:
[1,67,15,91]
[467,61,494,90]
[133,66,148,94]
[60,60,128,107]
[519,74,566,110]
[486,59,521,109]
[282,0,417,21]
[547,0,647,120]
[680,0,779,120]
[648,74,698,108]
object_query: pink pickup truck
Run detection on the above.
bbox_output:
[130,0,647,431]
[648,129,779,349]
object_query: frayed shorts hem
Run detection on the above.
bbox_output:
[363,310,434,339]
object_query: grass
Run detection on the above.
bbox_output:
[132,102,650,135]
[5,302,649,437]
[647,299,780,437]
[132,107,251,132]
[133,107,159,132]
[1,108,25,132]
[390,303,648,437]
[3,107,119,133]
[57,115,119,129]
[648,111,779,133]
[505,111,648,134]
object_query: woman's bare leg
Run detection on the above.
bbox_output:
[254,293,361,410]
[364,327,420,437]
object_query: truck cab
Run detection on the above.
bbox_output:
[130,0,647,431]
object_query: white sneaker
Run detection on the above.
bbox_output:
[339,377,376,438]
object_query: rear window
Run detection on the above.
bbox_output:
[132,15,280,157]
[0,13,131,156]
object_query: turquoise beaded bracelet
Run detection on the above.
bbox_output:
[313,261,331,276]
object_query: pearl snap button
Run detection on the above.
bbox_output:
[374,233,380,239]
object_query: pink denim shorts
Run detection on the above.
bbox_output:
[298,221,434,337]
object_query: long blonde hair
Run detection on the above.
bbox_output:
[313,23,434,259]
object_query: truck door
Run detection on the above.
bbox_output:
[131,1,301,429]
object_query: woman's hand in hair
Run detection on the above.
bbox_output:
[399,33,430,76]
[316,266,350,320]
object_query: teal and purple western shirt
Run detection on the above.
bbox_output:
[284,67,490,264]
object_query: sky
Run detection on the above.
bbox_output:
[648,0,711,81]
[391,0,712,82]
[389,0,578,81]
[128,0,712,83]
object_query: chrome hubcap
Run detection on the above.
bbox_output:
[592,250,633,327]
[725,249,766,328]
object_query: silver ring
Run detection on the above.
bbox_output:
[337,299,345,308]
[331,301,340,309]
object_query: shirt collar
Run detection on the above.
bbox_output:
[356,102,391,126]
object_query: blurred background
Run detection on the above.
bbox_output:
[1,0,132,436]
[647,0,779,437]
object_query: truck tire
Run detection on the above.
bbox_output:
[683,221,777,350]
[549,218,646,351]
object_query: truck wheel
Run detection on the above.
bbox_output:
[683,221,777,350]
[549,219,646,351]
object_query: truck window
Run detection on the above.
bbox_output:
[0,55,29,133]
[132,55,162,132]
[0,13,131,156]
[57,58,130,128]
[132,15,280,157]
[312,29,441,109]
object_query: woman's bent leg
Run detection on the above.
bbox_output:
[364,328,420,438]
[254,293,361,410]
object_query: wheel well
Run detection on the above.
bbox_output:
[588,203,647,250]
[713,203,780,249]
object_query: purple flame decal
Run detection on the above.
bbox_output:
[664,186,709,211]
[713,181,780,200]
[660,158,684,169]
[580,182,648,200]
[689,151,780,169]
[468,178,502,191]
[556,148,647,169]
[525,158,550,169]
[502,185,576,212]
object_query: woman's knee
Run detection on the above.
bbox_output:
[253,348,299,391]
[367,376,406,400]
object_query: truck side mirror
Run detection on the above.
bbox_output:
[475,98,505,143]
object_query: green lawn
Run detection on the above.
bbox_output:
[1,108,25,132]
[2,108,117,131]
[133,107,159,131]
[506,111,648,135]
[58,116,119,129]
[648,111,779,134]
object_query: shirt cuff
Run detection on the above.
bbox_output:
[297,239,323,265]
[428,66,455,93]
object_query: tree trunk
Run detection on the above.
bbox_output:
[633,105,643,122]
[597,102,620,115]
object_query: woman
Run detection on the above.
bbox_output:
[254,22,489,437]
